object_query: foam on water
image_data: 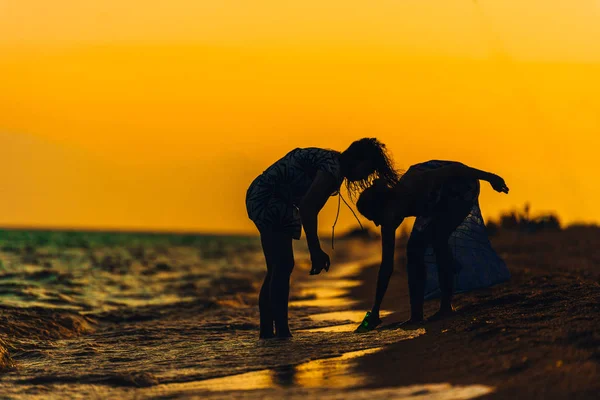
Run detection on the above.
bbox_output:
[0,235,265,313]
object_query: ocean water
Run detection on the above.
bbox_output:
[0,231,492,399]
[0,232,265,313]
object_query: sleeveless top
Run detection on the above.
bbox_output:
[246,148,344,239]
[399,160,480,218]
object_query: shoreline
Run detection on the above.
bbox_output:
[0,231,597,399]
[136,238,493,399]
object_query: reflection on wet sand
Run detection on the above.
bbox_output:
[289,257,379,309]
[157,347,383,392]
[290,287,356,308]
[146,355,493,400]
[292,347,382,388]
[304,310,393,333]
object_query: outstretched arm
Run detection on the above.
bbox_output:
[371,224,397,318]
[426,162,509,194]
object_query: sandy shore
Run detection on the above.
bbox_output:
[349,228,600,399]
[0,229,598,399]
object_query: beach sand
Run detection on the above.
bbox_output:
[349,227,600,399]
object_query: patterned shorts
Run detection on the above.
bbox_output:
[246,179,302,240]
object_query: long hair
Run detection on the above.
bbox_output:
[340,138,401,201]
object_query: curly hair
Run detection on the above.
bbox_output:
[339,138,401,201]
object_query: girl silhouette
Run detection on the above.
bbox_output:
[246,138,398,338]
[355,160,510,332]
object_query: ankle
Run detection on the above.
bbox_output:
[275,324,291,337]
[260,330,275,339]
[275,330,292,338]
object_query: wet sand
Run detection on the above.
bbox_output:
[349,228,600,399]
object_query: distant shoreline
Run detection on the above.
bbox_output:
[0,225,256,238]
[0,225,377,239]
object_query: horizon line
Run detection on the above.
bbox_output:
[0,224,373,237]
[0,224,257,237]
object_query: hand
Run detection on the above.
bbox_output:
[488,174,509,194]
[309,249,330,275]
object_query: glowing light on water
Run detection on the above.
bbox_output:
[155,347,384,392]
[304,310,393,333]
[143,350,493,399]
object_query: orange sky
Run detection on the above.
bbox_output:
[1,1,599,234]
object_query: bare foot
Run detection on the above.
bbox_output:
[259,332,276,340]
[275,331,293,339]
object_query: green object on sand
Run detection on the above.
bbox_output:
[355,311,382,333]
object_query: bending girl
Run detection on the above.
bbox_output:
[246,138,399,338]
[355,160,509,331]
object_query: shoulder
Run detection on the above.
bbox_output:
[305,148,343,181]
[297,147,339,159]
[270,148,302,166]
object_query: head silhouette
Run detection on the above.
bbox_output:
[340,138,399,200]
[356,179,393,226]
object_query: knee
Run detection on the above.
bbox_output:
[275,254,294,275]
[271,264,292,285]
[262,271,273,285]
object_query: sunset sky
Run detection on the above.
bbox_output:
[1,1,599,235]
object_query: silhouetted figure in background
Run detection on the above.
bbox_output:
[355,160,509,332]
[246,138,399,338]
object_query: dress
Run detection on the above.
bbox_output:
[405,160,510,299]
[246,148,344,239]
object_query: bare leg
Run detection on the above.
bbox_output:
[406,233,428,322]
[269,234,295,338]
[259,273,275,338]
[430,200,473,319]
[259,234,275,338]
[432,238,455,316]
